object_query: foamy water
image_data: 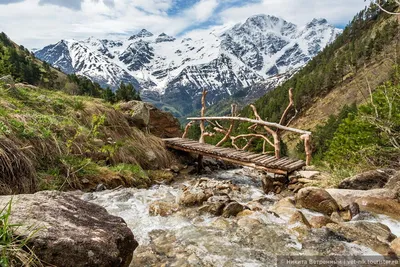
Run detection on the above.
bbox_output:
[83,168,399,266]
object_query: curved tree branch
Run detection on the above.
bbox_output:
[216,104,237,147]
[182,121,195,138]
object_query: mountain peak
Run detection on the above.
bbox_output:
[156,33,176,43]
[307,18,329,27]
[129,29,154,40]
[237,14,295,33]
[137,29,153,37]
[245,14,283,26]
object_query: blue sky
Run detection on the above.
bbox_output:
[0,0,368,48]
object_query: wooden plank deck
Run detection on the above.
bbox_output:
[163,138,306,175]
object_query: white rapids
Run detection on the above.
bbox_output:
[82,168,396,266]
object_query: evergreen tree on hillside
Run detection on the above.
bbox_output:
[0,33,41,84]
[115,82,141,102]
[103,87,116,104]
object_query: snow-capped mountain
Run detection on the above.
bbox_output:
[35,15,341,117]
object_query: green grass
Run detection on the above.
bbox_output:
[0,200,41,266]
[0,83,173,192]
[110,164,152,188]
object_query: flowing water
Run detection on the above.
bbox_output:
[82,168,399,266]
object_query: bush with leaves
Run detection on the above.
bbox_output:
[325,71,400,169]
[296,103,358,161]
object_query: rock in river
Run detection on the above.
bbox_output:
[326,222,397,256]
[149,201,180,217]
[295,187,339,215]
[338,170,389,190]
[355,197,400,220]
[0,191,137,267]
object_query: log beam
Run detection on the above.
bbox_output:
[187,116,311,135]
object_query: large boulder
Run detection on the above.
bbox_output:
[326,188,397,207]
[355,197,400,220]
[119,100,150,128]
[0,191,137,267]
[119,101,181,138]
[288,211,311,228]
[326,222,396,256]
[338,170,390,190]
[179,187,210,206]
[352,221,397,243]
[295,187,340,215]
[147,105,182,138]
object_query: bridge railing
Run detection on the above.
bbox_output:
[182,89,312,166]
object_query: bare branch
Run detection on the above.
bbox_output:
[215,121,225,130]
[204,132,215,137]
[206,120,217,127]
[231,134,274,149]
[374,0,400,15]
[279,88,294,126]
[214,127,227,134]
[216,104,237,147]
[242,137,255,151]
[285,109,298,127]
[250,105,275,135]
[182,121,195,138]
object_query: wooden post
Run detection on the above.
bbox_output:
[272,132,281,159]
[301,134,312,166]
[198,90,208,172]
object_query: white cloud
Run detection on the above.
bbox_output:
[0,0,369,49]
[218,0,368,26]
[185,0,219,22]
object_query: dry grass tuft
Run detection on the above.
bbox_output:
[0,137,37,194]
[112,128,174,170]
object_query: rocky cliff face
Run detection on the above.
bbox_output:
[35,15,341,117]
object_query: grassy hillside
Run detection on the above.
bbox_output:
[0,32,178,195]
[0,82,176,194]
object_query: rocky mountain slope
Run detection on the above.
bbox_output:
[35,15,341,117]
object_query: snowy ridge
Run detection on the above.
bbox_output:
[35,14,342,117]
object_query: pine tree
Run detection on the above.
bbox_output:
[103,87,116,103]
[115,82,141,102]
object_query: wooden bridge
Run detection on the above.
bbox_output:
[164,89,312,175]
[164,137,306,175]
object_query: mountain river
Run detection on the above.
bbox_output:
[82,168,400,266]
